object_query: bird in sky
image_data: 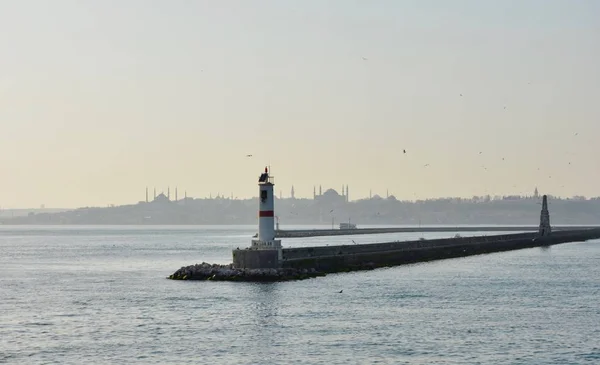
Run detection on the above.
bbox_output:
[362,57,368,61]
[424,164,430,167]
[403,149,406,154]
[246,154,252,157]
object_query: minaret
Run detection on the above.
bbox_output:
[313,186,316,199]
[346,185,349,202]
[539,194,551,236]
[145,187,148,203]
[153,188,156,201]
[342,185,345,197]
[167,187,170,200]
[175,187,178,202]
[319,185,322,196]
[291,185,295,199]
[370,189,372,199]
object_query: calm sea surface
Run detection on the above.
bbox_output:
[1,225,599,364]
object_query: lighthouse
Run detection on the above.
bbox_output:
[232,167,283,269]
[252,167,282,251]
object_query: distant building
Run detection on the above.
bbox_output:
[313,184,349,202]
[153,193,170,204]
[315,188,347,204]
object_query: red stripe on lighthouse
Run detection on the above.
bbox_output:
[259,210,274,217]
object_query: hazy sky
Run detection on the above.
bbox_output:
[1,0,599,208]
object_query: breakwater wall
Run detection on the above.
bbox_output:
[279,228,600,273]
[173,229,600,282]
[275,225,600,238]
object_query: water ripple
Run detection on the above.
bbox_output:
[1,227,599,364]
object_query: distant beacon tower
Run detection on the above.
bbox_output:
[252,167,282,254]
[538,195,551,236]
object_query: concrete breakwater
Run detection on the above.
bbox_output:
[169,228,600,282]
[275,225,600,238]
[279,229,600,273]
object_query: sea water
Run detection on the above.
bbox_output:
[1,226,599,364]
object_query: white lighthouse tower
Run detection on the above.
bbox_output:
[251,167,282,253]
[232,167,283,269]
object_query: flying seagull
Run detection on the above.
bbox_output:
[246,154,253,157]
[362,57,368,61]
[403,149,406,154]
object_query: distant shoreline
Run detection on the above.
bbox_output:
[2,195,600,226]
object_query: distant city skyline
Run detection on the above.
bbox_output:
[1,1,599,208]
[2,183,595,211]
[3,185,599,224]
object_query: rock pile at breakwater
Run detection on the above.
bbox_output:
[168,262,325,282]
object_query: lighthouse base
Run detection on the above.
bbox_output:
[232,248,281,269]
